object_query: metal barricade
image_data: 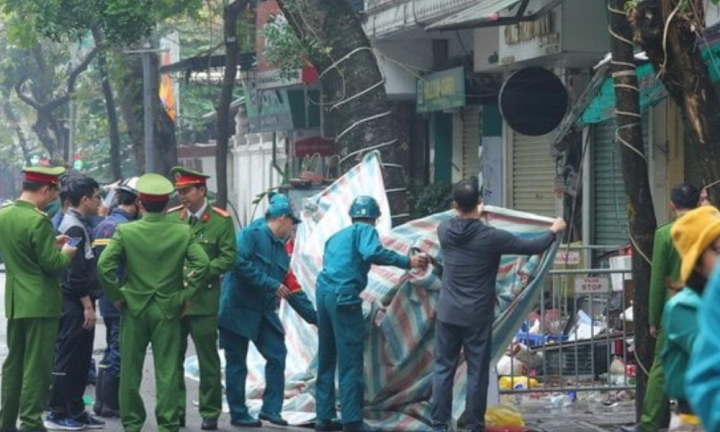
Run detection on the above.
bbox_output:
[499,244,635,396]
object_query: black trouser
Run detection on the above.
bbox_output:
[99,316,121,377]
[48,298,95,418]
[431,319,492,432]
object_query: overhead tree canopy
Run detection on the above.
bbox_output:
[1,0,203,45]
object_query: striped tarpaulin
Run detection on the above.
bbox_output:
[226,152,559,429]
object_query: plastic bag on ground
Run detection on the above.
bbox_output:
[485,404,525,427]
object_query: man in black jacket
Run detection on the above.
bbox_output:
[45,174,106,431]
[431,179,566,432]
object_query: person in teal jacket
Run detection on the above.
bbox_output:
[684,207,720,431]
[314,196,428,432]
[218,197,316,428]
[662,206,720,431]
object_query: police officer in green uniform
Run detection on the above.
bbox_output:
[0,166,77,432]
[97,173,210,432]
[622,183,699,432]
[166,167,236,431]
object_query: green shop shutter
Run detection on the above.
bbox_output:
[433,112,453,184]
[592,114,650,246]
[510,132,557,217]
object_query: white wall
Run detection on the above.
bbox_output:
[372,28,474,99]
[474,27,500,72]
[231,133,286,227]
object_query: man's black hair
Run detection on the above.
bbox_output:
[65,175,100,207]
[671,183,700,210]
[22,181,54,193]
[452,179,481,213]
[141,199,168,213]
[58,172,84,204]
[116,190,138,207]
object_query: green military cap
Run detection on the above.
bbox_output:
[23,166,66,185]
[135,173,174,202]
[169,166,210,189]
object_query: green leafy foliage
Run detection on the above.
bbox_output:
[406,178,453,219]
[1,0,203,45]
[262,13,330,79]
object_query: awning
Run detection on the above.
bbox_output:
[581,43,720,125]
[425,0,566,31]
[551,29,720,147]
[159,53,257,76]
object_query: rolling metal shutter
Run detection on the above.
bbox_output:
[592,114,650,246]
[461,106,481,179]
[511,132,557,217]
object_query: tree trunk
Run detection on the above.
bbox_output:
[276,0,410,224]
[215,0,249,210]
[151,51,179,177]
[93,29,123,180]
[629,0,720,201]
[3,99,32,165]
[116,49,178,176]
[117,52,145,170]
[608,0,658,420]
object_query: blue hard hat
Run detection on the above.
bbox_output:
[267,197,301,224]
[349,196,381,219]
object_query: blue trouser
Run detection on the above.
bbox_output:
[315,289,365,425]
[431,319,493,431]
[99,316,121,377]
[219,319,286,421]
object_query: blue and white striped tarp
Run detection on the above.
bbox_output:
[205,152,559,429]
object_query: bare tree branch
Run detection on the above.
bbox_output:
[46,45,101,111]
[14,78,43,111]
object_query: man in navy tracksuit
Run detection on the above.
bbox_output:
[91,178,140,418]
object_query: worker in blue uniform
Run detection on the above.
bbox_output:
[218,197,317,428]
[91,177,140,418]
[314,196,428,432]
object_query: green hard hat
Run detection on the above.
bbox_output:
[349,196,381,219]
[136,173,174,200]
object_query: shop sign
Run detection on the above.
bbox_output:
[416,66,465,113]
[294,135,335,157]
[245,89,294,133]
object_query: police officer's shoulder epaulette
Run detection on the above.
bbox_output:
[167,205,184,213]
[33,207,48,218]
[212,206,230,218]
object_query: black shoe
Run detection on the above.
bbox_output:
[315,419,343,432]
[259,412,288,426]
[201,418,219,430]
[179,417,185,428]
[230,416,262,428]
